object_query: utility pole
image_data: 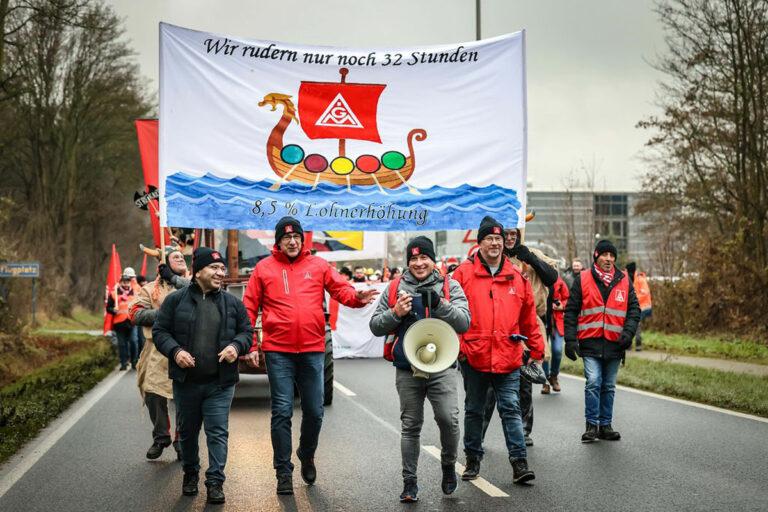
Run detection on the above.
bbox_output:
[476,0,481,41]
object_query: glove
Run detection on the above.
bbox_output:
[565,342,579,361]
[619,333,633,351]
[420,290,441,310]
[509,244,533,263]
[158,263,175,283]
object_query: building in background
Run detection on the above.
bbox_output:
[398,191,657,272]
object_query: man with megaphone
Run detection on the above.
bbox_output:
[370,236,470,504]
[452,216,545,485]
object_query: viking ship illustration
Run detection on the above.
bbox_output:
[259,68,426,193]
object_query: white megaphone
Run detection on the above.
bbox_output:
[403,318,460,377]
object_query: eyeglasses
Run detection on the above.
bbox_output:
[281,234,302,242]
[483,235,504,244]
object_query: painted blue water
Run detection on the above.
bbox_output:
[165,172,522,231]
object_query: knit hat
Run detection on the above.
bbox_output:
[274,216,304,244]
[593,239,618,261]
[477,215,504,242]
[164,244,183,258]
[406,236,436,264]
[192,247,225,275]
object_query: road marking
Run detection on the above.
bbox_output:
[333,381,357,396]
[334,380,509,498]
[422,445,509,498]
[559,373,768,424]
[0,369,127,498]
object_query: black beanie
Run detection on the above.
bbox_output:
[406,236,436,264]
[192,247,225,276]
[274,216,304,244]
[593,239,618,261]
[477,215,504,242]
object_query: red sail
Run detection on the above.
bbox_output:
[298,81,385,142]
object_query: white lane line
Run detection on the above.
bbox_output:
[559,373,768,424]
[333,381,357,397]
[422,445,509,498]
[334,380,509,498]
[0,369,127,498]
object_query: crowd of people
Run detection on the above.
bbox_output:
[108,215,653,505]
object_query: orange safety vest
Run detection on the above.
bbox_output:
[577,270,629,342]
[634,272,652,311]
[113,288,135,324]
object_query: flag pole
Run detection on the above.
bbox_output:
[149,199,166,264]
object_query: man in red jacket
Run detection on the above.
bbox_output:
[452,216,544,485]
[242,217,378,495]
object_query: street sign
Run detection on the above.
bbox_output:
[0,262,41,278]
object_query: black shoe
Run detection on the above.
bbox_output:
[524,434,534,446]
[206,482,225,504]
[172,440,181,460]
[511,457,535,484]
[119,364,128,371]
[441,464,458,495]
[182,472,199,496]
[297,450,316,485]
[461,457,481,480]
[598,424,622,441]
[276,474,293,495]
[581,422,599,443]
[131,362,137,370]
[399,479,419,503]
[635,346,643,352]
[146,441,170,460]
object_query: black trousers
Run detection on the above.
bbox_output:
[145,392,179,445]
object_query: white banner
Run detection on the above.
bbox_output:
[160,23,527,231]
[331,283,387,358]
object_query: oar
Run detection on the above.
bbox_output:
[311,174,321,190]
[371,174,386,194]
[395,171,420,195]
[346,175,351,192]
[269,164,299,191]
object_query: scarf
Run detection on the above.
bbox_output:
[593,264,615,287]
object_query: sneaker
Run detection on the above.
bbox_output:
[598,424,622,441]
[119,364,128,371]
[172,440,181,460]
[524,434,534,446]
[146,441,170,460]
[276,474,293,495]
[635,345,643,352]
[510,457,535,484]
[541,383,551,394]
[461,457,480,480]
[581,422,599,443]
[441,464,458,495]
[399,479,419,503]
[182,472,199,496]
[297,450,316,485]
[549,375,561,392]
[206,482,225,504]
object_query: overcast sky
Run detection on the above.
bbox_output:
[108,0,667,192]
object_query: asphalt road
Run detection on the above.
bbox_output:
[1,359,766,512]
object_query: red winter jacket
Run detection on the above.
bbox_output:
[243,247,364,353]
[552,276,569,337]
[452,255,545,373]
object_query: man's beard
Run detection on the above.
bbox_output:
[352,276,366,283]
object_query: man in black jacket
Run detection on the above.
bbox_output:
[564,240,640,443]
[154,247,253,504]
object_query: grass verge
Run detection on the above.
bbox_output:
[641,331,768,364]
[0,337,115,464]
[560,357,768,418]
[37,306,103,331]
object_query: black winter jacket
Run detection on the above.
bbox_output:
[153,283,253,386]
[564,267,640,360]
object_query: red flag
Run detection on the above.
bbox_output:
[135,119,172,248]
[140,253,147,277]
[298,82,385,142]
[103,244,122,335]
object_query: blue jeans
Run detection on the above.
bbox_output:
[265,351,325,476]
[583,357,621,426]
[173,381,235,486]
[461,361,526,460]
[115,325,138,367]
[544,331,564,377]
